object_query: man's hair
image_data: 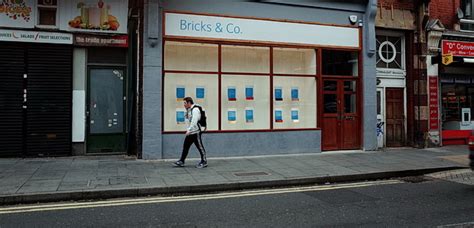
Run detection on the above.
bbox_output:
[183,97,194,104]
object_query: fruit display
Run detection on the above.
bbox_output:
[68,0,120,31]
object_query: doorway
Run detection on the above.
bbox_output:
[87,68,126,153]
[385,88,405,147]
[322,79,361,150]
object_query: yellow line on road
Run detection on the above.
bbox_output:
[0,180,402,215]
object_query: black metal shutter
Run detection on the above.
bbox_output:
[26,45,72,156]
[0,43,25,157]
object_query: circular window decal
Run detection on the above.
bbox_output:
[378,41,397,63]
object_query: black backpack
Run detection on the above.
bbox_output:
[192,105,207,128]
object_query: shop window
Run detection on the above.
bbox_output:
[273,48,316,75]
[376,35,404,70]
[221,75,270,130]
[441,84,474,122]
[273,76,317,129]
[322,50,358,76]
[164,42,218,72]
[37,0,58,26]
[222,45,270,73]
[163,73,219,131]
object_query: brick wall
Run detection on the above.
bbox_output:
[430,0,460,29]
[378,0,415,10]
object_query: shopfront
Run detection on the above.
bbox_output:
[142,1,378,159]
[438,38,474,145]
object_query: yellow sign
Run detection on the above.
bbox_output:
[442,53,453,65]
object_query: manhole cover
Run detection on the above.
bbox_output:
[233,171,270,177]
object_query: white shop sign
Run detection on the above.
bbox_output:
[165,13,360,48]
[0,29,73,44]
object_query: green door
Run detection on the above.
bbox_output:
[87,68,126,154]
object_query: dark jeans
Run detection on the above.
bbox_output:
[180,133,207,163]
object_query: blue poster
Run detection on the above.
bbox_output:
[228,87,236,101]
[246,109,254,123]
[196,87,205,99]
[176,87,185,99]
[275,87,283,101]
[246,87,254,100]
[275,110,283,122]
[228,110,237,122]
[291,110,299,122]
[291,88,299,101]
[176,111,185,123]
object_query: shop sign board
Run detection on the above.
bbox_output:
[428,76,439,131]
[165,13,360,48]
[442,53,453,65]
[442,40,474,57]
[0,0,35,28]
[74,34,128,47]
[60,0,128,34]
[0,29,73,44]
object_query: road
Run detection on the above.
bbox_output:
[0,171,474,227]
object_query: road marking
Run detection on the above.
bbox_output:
[437,221,474,227]
[0,180,402,215]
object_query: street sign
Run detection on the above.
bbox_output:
[442,53,453,65]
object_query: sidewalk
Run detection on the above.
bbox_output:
[0,146,470,205]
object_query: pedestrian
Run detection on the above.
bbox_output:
[173,97,208,168]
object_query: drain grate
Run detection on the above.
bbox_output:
[233,171,270,177]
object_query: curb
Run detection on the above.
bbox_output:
[0,166,464,206]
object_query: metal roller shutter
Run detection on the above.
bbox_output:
[0,43,25,157]
[26,45,73,157]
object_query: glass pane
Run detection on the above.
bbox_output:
[344,81,356,92]
[221,75,270,130]
[324,81,337,91]
[163,73,219,131]
[273,76,317,129]
[38,8,56,25]
[222,45,270,73]
[324,94,337,113]
[273,48,316,74]
[377,91,381,115]
[322,50,358,76]
[164,42,218,71]
[90,69,124,134]
[344,94,357,113]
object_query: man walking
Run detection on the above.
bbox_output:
[173,97,208,168]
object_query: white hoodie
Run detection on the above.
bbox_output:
[186,104,201,135]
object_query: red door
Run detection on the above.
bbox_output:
[322,80,360,150]
[386,88,405,147]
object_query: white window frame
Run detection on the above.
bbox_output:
[36,0,59,29]
[376,30,406,78]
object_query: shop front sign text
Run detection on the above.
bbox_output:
[442,40,474,57]
[0,29,73,44]
[428,76,439,131]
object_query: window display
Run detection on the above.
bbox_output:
[163,41,322,132]
[221,75,270,130]
[164,73,218,131]
[273,76,317,129]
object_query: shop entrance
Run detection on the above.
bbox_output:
[385,88,405,146]
[0,43,73,157]
[86,68,127,154]
[322,79,360,150]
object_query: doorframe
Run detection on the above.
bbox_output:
[86,65,128,154]
[321,78,361,150]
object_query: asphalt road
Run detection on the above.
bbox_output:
[0,176,474,228]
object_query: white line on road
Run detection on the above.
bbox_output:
[0,180,402,215]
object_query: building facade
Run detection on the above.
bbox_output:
[141,0,378,159]
[0,0,141,157]
[426,0,474,146]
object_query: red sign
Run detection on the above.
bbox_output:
[442,40,474,57]
[74,34,128,47]
[428,76,439,131]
